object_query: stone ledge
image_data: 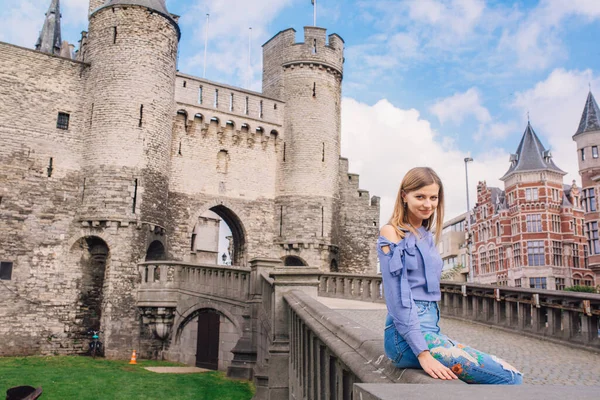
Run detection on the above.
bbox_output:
[284,290,464,385]
[354,383,600,400]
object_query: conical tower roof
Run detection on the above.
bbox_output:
[574,91,600,137]
[500,122,565,181]
[35,0,62,55]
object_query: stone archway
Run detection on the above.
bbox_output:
[169,304,242,370]
[68,236,109,335]
[210,205,246,266]
[283,255,307,266]
[145,240,166,261]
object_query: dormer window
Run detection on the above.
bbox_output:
[543,150,552,163]
[509,153,518,167]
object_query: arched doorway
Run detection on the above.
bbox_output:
[145,240,166,261]
[196,309,220,370]
[283,255,307,266]
[190,205,247,266]
[330,259,338,272]
[69,236,109,334]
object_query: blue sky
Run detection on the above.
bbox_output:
[2,0,600,225]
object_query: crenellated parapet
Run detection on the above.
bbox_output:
[262,27,344,100]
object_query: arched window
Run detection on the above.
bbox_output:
[217,150,229,174]
[283,256,307,266]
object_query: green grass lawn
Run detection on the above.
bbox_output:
[0,356,254,400]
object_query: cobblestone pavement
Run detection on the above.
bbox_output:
[319,299,600,385]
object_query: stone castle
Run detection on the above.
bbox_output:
[0,0,380,358]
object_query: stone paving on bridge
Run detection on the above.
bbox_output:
[317,297,600,385]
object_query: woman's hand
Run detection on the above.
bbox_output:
[417,350,459,380]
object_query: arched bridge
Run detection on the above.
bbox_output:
[137,259,600,400]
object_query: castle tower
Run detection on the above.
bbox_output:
[263,27,345,269]
[84,0,180,227]
[35,0,62,55]
[573,91,600,274]
[82,0,179,356]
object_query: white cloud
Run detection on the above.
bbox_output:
[0,0,96,50]
[497,0,600,70]
[178,0,294,90]
[341,97,509,225]
[511,68,600,185]
[430,87,491,125]
[475,121,519,141]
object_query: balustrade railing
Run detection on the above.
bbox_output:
[439,282,600,350]
[319,273,384,303]
[284,290,459,400]
[137,261,250,306]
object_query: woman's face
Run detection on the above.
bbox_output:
[402,183,440,225]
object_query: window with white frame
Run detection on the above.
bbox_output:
[582,188,597,212]
[529,277,547,289]
[526,214,542,232]
[585,221,599,255]
[572,243,580,268]
[552,241,563,266]
[513,242,521,267]
[527,240,545,266]
[551,214,561,232]
[526,188,539,201]
[511,217,519,235]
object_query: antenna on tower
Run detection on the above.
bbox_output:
[247,27,252,89]
[203,13,209,78]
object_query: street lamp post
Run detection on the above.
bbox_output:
[464,157,474,282]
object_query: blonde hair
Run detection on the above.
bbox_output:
[388,167,445,244]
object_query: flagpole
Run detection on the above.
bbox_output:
[203,13,209,78]
[247,27,252,89]
[313,0,317,26]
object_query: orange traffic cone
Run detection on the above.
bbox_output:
[129,350,137,365]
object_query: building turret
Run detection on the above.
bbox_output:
[35,0,62,55]
[573,91,600,274]
[263,27,344,269]
[501,122,565,186]
[83,0,180,227]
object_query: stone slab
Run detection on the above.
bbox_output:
[144,367,210,374]
[354,383,600,400]
[316,296,387,310]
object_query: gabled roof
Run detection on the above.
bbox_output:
[35,0,62,55]
[574,91,600,137]
[500,122,565,181]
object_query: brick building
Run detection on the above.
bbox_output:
[0,0,379,357]
[471,117,596,289]
[573,91,600,277]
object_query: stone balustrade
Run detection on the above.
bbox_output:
[317,273,600,351]
[439,282,600,350]
[284,289,461,400]
[319,273,384,303]
[137,261,250,307]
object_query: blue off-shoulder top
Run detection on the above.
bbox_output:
[377,226,443,356]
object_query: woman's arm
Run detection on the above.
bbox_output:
[379,225,457,380]
[379,225,429,356]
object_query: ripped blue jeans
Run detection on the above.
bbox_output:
[384,300,523,384]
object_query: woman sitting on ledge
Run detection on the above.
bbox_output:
[378,167,523,384]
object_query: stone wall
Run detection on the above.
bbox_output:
[0,42,87,355]
[337,158,380,273]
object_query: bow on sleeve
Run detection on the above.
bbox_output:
[416,240,440,297]
[379,236,415,307]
